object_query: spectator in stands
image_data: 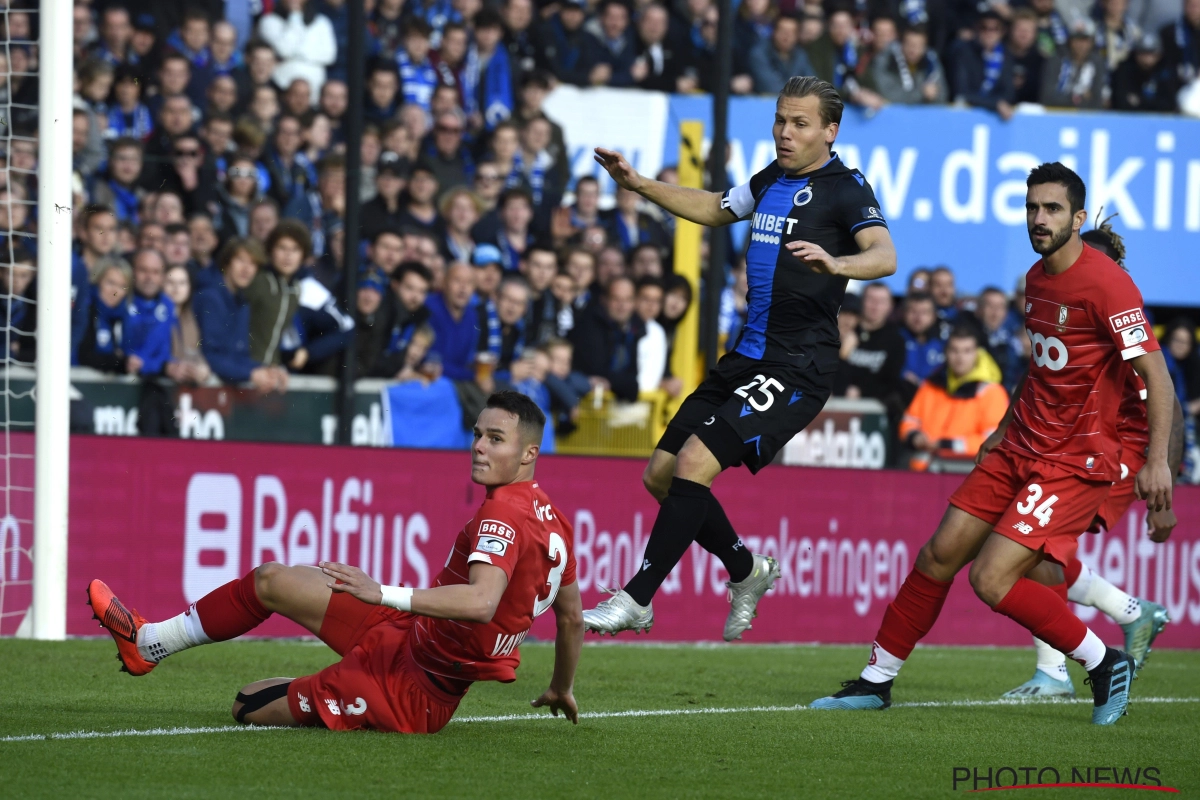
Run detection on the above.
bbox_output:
[635,277,677,396]
[370,0,407,58]
[899,326,1009,471]
[121,248,178,382]
[486,274,532,379]
[542,0,592,87]
[1028,0,1069,58]
[397,19,438,114]
[188,214,220,274]
[872,24,948,104]
[351,269,392,377]
[570,275,642,402]
[695,2,755,95]
[429,261,493,421]
[247,220,308,368]
[209,21,244,77]
[584,0,638,88]
[366,230,406,281]
[194,237,287,391]
[257,0,337,104]
[1095,0,1142,72]
[900,292,945,399]
[233,40,277,110]
[163,264,212,384]
[551,175,602,246]
[162,133,218,217]
[92,138,145,224]
[516,116,563,222]
[360,151,410,242]
[565,247,598,313]
[521,244,562,345]
[719,261,748,353]
[168,10,213,73]
[975,285,1025,391]
[107,65,154,143]
[215,155,263,240]
[836,282,907,409]
[1162,0,1200,86]
[1112,32,1180,110]
[152,191,188,226]
[629,243,665,281]
[138,222,167,254]
[503,0,539,78]
[372,261,434,377]
[201,114,235,170]
[162,224,193,270]
[263,114,316,216]
[595,245,628,292]
[748,14,813,95]
[365,61,403,124]
[424,111,474,194]
[398,162,442,232]
[1162,318,1200,416]
[1041,19,1108,109]
[249,199,280,244]
[515,71,570,187]
[468,10,516,128]
[634,3,696,93]
[79,259,133,374]
[281,259,355,376]
[484,188,536,271]
[951,11,1017,120]
[472,244,506,305]
[808,9,885,109]
[1007,10,1046,105]
[93,5,133,65]
[929,265,958,335]
[436,188,478,266]
[607,187,670,255]
[0,251,34,364]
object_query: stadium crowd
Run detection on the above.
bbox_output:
[0,0,1197,468]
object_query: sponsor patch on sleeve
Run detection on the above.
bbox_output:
[477,519,516,542]
[1121,325,1148,347]
[861,206,884,220]
[475,535,510,557]
[1109,308,1146,333]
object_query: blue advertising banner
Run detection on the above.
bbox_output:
[664,97,1200,305]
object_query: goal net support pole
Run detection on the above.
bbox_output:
[31,0,74,640]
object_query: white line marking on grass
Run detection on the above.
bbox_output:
[3,697,1196,742]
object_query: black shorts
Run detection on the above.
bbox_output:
[656,351,834,474]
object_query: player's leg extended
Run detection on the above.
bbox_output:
[231,678,302,727]
[1068,553,1169,671]
[88,563,332,675]
[970,534,1135,725]
[1002,559,1076,699]
[810,506,994,709]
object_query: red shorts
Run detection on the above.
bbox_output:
[287,593,466,734]
[1091,452,1146,532]
[948,447,1111,565]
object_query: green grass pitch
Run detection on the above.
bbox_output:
[1,639,1197,799]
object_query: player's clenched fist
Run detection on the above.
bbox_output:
[593,147,643,191]
[320,561,383,605]
[1134,461,1173,513]
[531,687,579,724]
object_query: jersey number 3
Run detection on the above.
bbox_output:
[533,532,567,617]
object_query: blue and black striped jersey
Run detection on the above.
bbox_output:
[721,153,887,371]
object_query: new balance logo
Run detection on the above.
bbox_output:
[1012,521,1034,535]
[324,698,341,715]
[297,693,311,713]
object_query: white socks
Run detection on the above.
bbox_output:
[1067,629,1107,672]
[1068,562,1141,625]
[137,605,213,663]
[860,642,905,683]
[1034,637,1070,681]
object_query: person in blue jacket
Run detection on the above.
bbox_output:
[122,249,177,377]
[281,270,356,374]
[900,292,945,401]
[192,238,288,392]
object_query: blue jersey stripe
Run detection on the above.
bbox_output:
[736,177,808,359]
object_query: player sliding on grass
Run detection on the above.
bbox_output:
[810,163,1175,725]
[583,76,897,641]
[1004,222,1180,699]
[88,391,585,733]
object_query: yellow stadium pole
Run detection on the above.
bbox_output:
[670,121,705,401]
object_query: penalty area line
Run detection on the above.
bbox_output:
[3,696,1197,742]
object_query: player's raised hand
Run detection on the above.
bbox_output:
[319,561,384,605]
[1147,506,1177,543]
[593,147,643,191]
[786,240,841,275]
[1134,461,1173,513]
[531,687,579,724]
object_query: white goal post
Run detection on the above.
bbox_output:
[30,0,74,639]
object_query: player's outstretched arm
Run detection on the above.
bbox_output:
[1129,349,1174,512]
[531,580,583,724]
[785,225,897,280]
[593,147,734,228]
[320,561,509,623]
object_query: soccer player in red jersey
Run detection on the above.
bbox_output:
[810,163,1175,725]
[87,391,585,732]
[1004,224,1182,698]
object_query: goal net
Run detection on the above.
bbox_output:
[0,3,40,636]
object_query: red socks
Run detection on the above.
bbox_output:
[193,571,272,642]
[994,577,1087,654]
[1064,557,1083,588]
[874,568,953,660]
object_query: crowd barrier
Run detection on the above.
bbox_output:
[544,86,1200,306]
[4,434,1196,647]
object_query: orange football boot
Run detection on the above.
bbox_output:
[86,579,157,676]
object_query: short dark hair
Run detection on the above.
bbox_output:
[217,237,267,270]
[635,276,663,294]
[863,281,892,298]
[485,390,546,445]
[979,286,1007,299]
[473,7,504,29]
[403,18,433,38]
[393,260,433,285]
[1027,162,1086,215]
[164,222,188,237]
[779,75,844,128]
[905,291,934,306]
[82,203,115,228]
[266,219,313,260]
[947,325,979,343]
[1081,212,1126,267]
[109,136,143,156]
[498,187,534,209]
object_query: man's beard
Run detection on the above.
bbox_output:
[1029,222,1073,256]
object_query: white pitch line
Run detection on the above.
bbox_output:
[2,696,1196,743]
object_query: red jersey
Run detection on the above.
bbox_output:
[409,480,576,684]
[1002,245,1159,481]
[1117,370,1150,463]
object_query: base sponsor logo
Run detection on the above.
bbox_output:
[1109,308,1146,332]
[478,519,516,542]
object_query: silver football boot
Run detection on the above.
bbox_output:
[582,588,654,636]
[723,554,781,641]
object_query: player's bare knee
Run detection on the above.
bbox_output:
[915,541,953,580]
[253,561,286,605]
[967,562,1006,608]
[642,466,669,502]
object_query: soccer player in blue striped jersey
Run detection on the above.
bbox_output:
[583,76,897,640]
